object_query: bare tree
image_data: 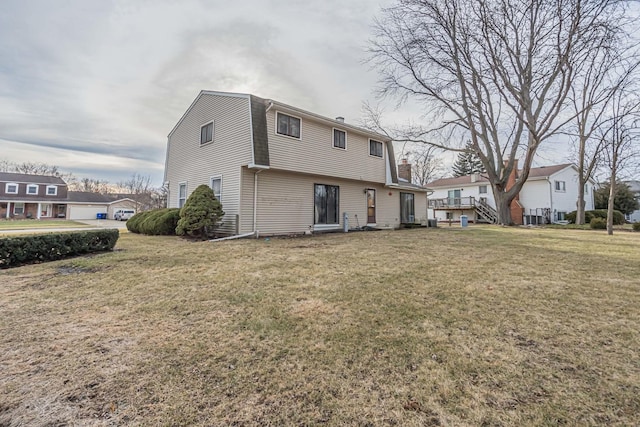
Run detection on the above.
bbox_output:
[118,173,155,212]
[399,144,446,186]
[599,91,640,234]
[369,0,629,224]
[568,42,639,224]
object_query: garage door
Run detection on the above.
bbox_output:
[68,206,108,220]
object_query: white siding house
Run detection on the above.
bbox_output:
[164,91,429,236]
[624,180,640,222]
[427,164,596,224]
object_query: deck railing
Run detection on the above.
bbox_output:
[428,196,476,209]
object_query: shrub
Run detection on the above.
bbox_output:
[126,208,180,235]
[176,185,224,238]
[566,210,625,225]
[590,217,607,229]
[633,222,640,232]
[0,229,119,269]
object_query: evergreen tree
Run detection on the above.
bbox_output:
[594,182,639,215]
[452,144,485,177]
[176,185,224,238]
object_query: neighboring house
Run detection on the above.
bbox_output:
[624,180,640,222]
[164,91,429,236]
[1,172,136,220]
[427,163,596,225]
[66,192,136,220]
[1,172,68,219]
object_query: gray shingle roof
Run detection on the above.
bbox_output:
[66,191,118,203]
[0,172,66,185]
[427,164,573,188]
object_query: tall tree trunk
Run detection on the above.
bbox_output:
[494,191,513,225]
[607,174,616,235]
[576,175,586,225]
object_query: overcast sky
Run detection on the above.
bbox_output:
[0,0,405,185]
[1,0,584,187]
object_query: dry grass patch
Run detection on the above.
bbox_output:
[0,227,639,426]
[0,220,90,230]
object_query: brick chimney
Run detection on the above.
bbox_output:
[398,158,412,183]
[505,160,524,225]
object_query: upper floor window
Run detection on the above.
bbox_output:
[555,181,566,192]
[210,176,222,201]
[479,185,487,194]
[5,183,18,194]
[46,185,57,196]
[27,184,39,195]
[178,183,187,208]
[333,129,346,149]
[276,112,301,139]
[584,184,589,194]
[201,121,214,145]
[369,140,383,158]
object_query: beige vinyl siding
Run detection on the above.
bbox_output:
[239,169,424,235]
[266,109,387,183]
[165,93,253,234]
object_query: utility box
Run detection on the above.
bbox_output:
[427,219,437,228]
[460,215,468,227]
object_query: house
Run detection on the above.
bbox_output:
[624,180,640,222]
[163,91,429,236]
[427,163,596,225]
[1,172,136,220]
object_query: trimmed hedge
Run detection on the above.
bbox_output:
[633,222,640,232]
[567,209,625,225]
[590,217,607,229]
[0,229,119,269]
[126,208,181,235]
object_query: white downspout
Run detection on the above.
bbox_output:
[253,169,264,237]
[548,178,554,223]
[6,201,10,218]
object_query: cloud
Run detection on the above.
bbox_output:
[0,0,394,185]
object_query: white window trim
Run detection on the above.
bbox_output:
[275,111,302,140]
[368,139,384,159]
[5,183,18,194]
[554,180,566,192]
[479,185,488,194]
[13,202,25,215]
[332,128,347,150]
[200,120,214,146]
[178,182,187,208]
[27,184,39,195]
[46,185,58,196]
[210,175,222,202]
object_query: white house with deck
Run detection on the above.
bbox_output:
[427,164,596,225]
[164,91,429,236]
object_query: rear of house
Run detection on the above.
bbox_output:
[164,91,428,236]
[427,164,595,225]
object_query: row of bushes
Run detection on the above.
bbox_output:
[127,185,224,238]
[566,209,625,225]
[126,208,181,235]
[0,229,119,269]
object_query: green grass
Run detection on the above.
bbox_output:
[0,227,639,425]
[0,219,90,230]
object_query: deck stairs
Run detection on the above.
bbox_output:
[475,199,498,224]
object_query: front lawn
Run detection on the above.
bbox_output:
[0,219,90,230]
[0,227,638,425]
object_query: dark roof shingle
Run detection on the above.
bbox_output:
[0,172,66,185]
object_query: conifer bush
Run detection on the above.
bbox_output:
[176,185,224,238]
[126,208,181,235]
[590,217,607,229]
